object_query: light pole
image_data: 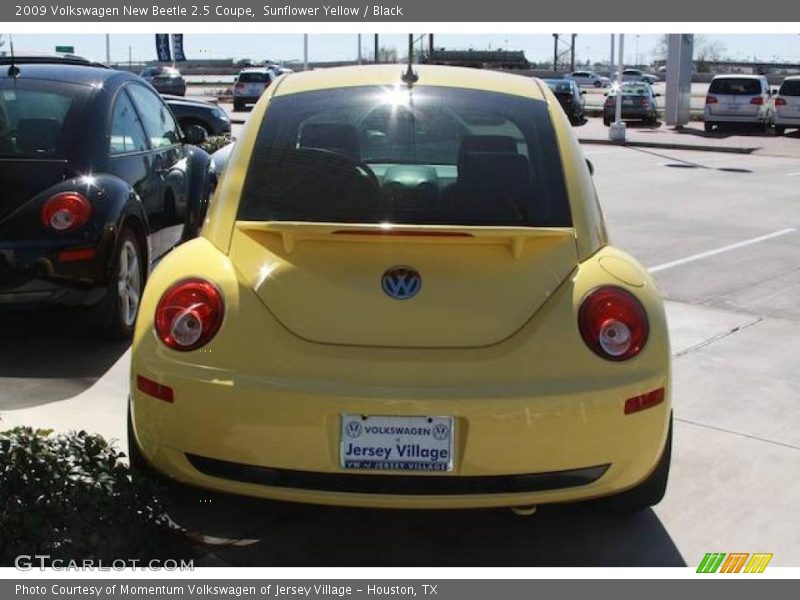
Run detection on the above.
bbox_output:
[105,34,110,64]
[357,34,362,64]
[303,34,308,71]
[610,34,626,142]
[635,35,640,66]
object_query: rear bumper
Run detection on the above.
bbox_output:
[0,242,108,308]
[233,96,261,105]
[130,368,671,509]
[773,114,800,126]
[704,110,768,124]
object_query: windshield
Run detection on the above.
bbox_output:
[239,72,271,83]
[779,79,800,96]
[238,85,571,228]
[545,80,573,94]
[610,84,651,97]
[709,78,762,95]
[0,79,90,159]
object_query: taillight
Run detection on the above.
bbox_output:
[578,287,649,361]
[705,95,718,104]
[750,96,764,105]
[775,97,787,106]
[155,279,224,351]
[234,83,245,90]
[605,96,615,106]
[41,192,92,231]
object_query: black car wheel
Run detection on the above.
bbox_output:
[98,227,144,339]
[775,126,785,136]
[704,121,715,133]
[603,116,611,126]
[233,100,244,111]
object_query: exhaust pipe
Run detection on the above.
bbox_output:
[510,505,538,517]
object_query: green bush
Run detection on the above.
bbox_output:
[0,427,189,565]
[198,135,232,155]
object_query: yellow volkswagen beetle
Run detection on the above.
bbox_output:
[129,65,671,512]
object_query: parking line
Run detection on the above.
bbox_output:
[648,228,797,273]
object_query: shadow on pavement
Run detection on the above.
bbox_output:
[0,308,128,409]
[168,491,685,567]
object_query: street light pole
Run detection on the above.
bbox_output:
[303,34,308,71]
[552,34,559,71]
[374,34,379,63]
[105,34,110,64]
[357,34,362,64]
[610,34,627,142]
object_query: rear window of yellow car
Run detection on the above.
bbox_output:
[238,85,572,227]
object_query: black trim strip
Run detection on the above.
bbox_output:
[185,454,609,495]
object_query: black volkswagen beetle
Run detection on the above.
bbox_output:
[0,56,211,337]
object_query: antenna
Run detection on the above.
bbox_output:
[7,35,19,77]
[401,33,418,86]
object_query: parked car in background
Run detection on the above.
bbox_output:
[603,82,660,125]
[162,95,231,137]
[614,69,659,85]
[543,78,586,124]
[568,70,611,88]
[704,75,772,132]
[772,75,800,135]
[130,65,672,515]
[0,56,211,338]
[140,66,187,96]
[233,68,278,111]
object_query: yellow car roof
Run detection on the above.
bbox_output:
[273,64,546,101]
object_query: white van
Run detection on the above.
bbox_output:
[704,74,772,132]
[233,68,277,111]
[773,76,800,135]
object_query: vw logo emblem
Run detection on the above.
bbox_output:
[432,423,450,441]
[381,266,421,300]
[345,421,362,438]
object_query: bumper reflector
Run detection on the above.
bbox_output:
[624,388,665,415]
[136,375,174,403]
[58,248,96,262]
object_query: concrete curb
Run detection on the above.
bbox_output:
[577,137,757,154]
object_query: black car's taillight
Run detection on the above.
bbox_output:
[41,192,92,232]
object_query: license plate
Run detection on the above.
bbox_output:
[623,99,635,106]
[340,415,454,472]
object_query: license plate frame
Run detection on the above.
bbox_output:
[340,414,455,472]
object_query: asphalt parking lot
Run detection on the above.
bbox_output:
[1,122,798,566]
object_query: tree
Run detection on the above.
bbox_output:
[378,46,398,63]
[654,34,726,63]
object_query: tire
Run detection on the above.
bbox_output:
[233,100,244,111]
[603,116,611,126]
[179,118,211,137]
[704,122,714,133]
[97,227,145,339]
[775,126,785,136]
[597,413,672,513]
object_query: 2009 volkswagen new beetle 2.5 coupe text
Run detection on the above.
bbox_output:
[129,65,672,513]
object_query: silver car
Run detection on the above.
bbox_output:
[568,70,611,88]
[140,66,187,96]
[704,75,772,132]
[773,76,800,135]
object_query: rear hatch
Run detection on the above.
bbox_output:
[228,83,576,348]
[229,223,577,348]
[708,78,763,117]
[0,76,88,220]
[776,79,800,119]
[236,72,270,97]
[0,160,69,221]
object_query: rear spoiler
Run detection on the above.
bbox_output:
[236,221,575,259]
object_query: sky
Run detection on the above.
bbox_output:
[3,33,800,66]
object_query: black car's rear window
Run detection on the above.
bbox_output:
[779,79,800,96]
[238,85,572,228]
[709,78,762,95]
[0,79,91,159]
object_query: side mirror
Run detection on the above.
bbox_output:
[183,124,208,145]
[581,90,587,95]
[654,92,661,97]
[586,158,594,176]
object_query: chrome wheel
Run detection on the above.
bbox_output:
[117,238,141,327]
